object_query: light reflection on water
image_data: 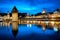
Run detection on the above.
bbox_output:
[0,24,58,35]
[18,24,54,36]
[0,23,60,40]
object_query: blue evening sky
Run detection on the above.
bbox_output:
[0,0,60,14]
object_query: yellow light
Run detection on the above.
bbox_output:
[33,21,35,23]
[27,21,29,23]
[38,21,40,24]
[58,15,60,17]
[52,16,54,18]
[51,21,54,25]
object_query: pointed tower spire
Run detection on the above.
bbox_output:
[12,6,18,13]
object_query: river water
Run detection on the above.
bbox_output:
[0,24,60,40]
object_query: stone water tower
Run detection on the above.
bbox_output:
[12,6,18,21]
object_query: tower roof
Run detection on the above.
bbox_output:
[12,6,18,13]
[42,9,46,13]
[54,9,60,14]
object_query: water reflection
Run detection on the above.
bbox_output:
[0,22,10,27]
[27,24,32,28]
[0,21,18,37]
[12,21,18,36]
[0,21,59,32]
[12,22,18,31]
[53,27,58,32]
[0,22,60,40]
